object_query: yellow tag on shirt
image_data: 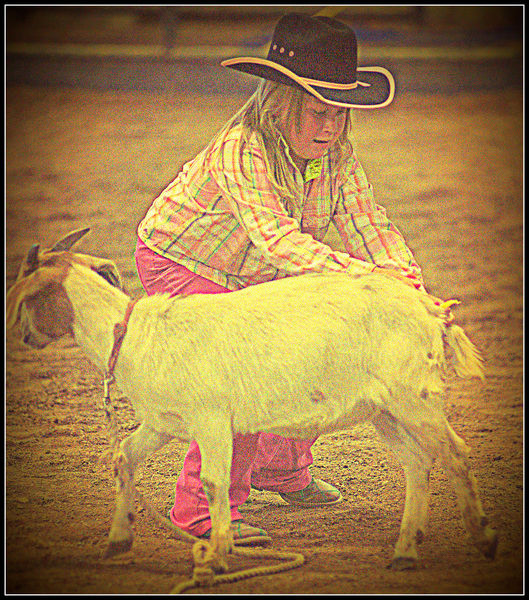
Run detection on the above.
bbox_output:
[305,158,323,182]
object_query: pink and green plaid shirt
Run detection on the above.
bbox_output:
[138,124,423,291]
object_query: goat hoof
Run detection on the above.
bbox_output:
[389,556,417,571]
[103,539,133,559]
[213,559,228,574]
[479,528,499,560]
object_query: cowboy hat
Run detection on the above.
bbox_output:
[221,12,395,109]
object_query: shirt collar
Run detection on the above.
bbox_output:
[277,131,325,182]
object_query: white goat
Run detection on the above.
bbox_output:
[6,229,498,573]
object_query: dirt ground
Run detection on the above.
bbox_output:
[5,82,523,595]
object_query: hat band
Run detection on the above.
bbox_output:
[221,57,395,109]
[300,76,371,90]
[222,57,372,91]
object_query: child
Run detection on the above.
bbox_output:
[135,12,425,546]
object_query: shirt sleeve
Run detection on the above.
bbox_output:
[210,136,375,278]
[332,153,425,289]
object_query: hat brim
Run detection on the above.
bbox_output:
[222,57,395,109]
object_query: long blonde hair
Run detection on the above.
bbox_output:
[207,80,353,215]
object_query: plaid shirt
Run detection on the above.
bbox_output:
[138,124,423,291]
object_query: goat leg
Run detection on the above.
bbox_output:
[390,464,431,570]
[196,420,234,573]
[373,411,434,570]
[103,424,173,559]
[104,449,135,558]
[439,423,498,560]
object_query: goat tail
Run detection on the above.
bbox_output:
[445,324,485,381]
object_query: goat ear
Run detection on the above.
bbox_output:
[50,227,91,252]
[16,244,40,281]
[6,277,34,329]
[91,260,123,289]
[19,244,40,278]
[11,245,41,319]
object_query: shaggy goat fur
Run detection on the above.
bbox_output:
[6,229,498,572]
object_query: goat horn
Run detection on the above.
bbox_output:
[50,227,91,252]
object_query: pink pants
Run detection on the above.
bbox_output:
[134,238,314,535]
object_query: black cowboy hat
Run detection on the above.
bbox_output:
[221,12,395,109]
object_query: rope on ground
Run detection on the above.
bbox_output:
[170,546,305,594]
[133,488,305,594]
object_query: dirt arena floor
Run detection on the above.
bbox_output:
[5,83,523,594]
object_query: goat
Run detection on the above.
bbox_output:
[6,228,498,573]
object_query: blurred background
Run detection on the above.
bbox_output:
[6,5,522,44]
[6,5,523,93]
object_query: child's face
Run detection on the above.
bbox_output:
[280,95,348,161]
